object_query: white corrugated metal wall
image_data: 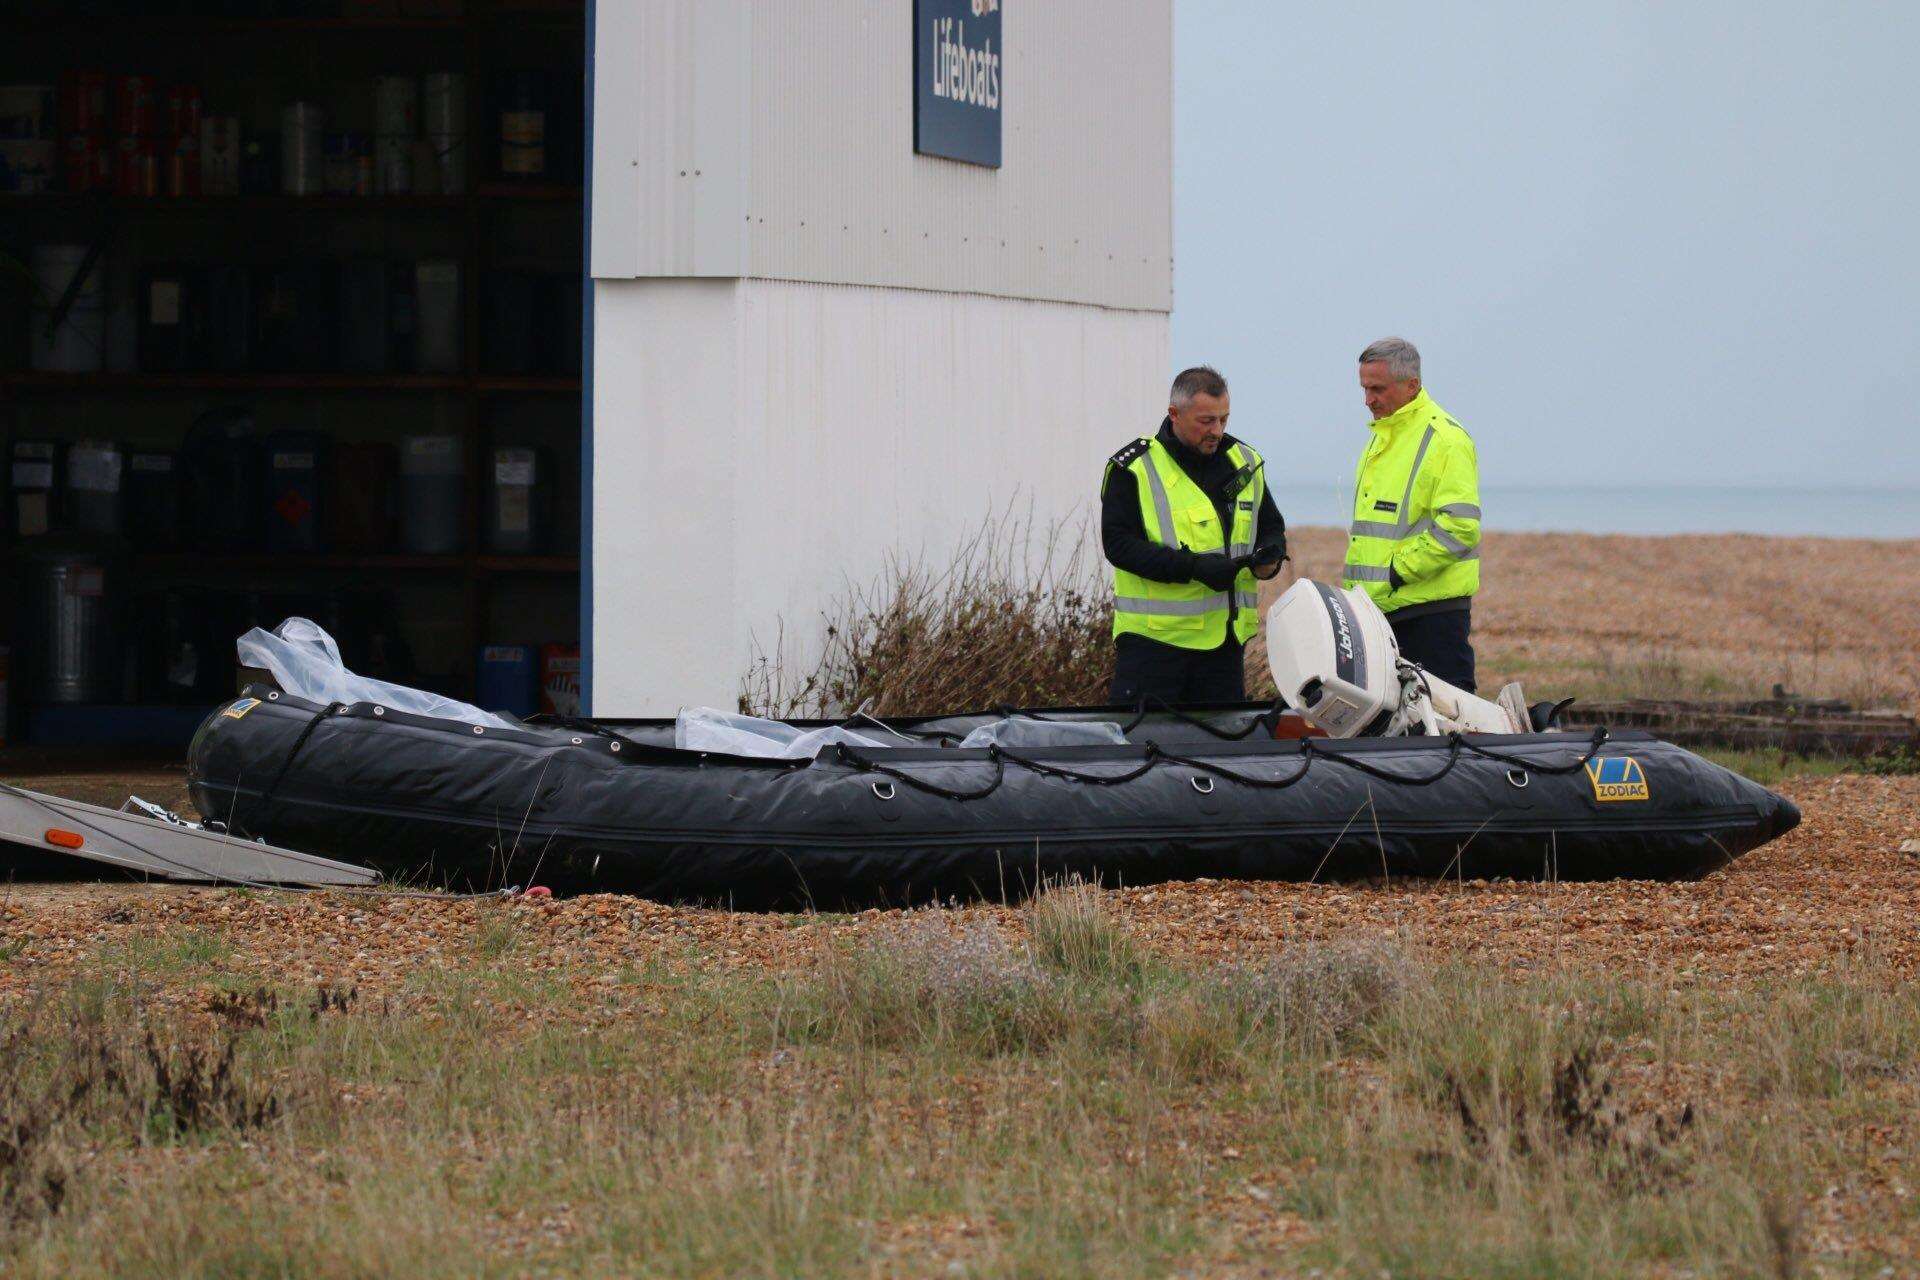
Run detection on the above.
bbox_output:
[589,0,1173,714]
[743,0,1171,308]
[589,0,748,278]
[593,0,1171,304]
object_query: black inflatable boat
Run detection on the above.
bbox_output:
[184,688,1800,907]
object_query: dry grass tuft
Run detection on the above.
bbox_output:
[741,513,1115,716]
[788,914,1049,1054]
[1253,933,1416,1048]
[1026,876,1150,985]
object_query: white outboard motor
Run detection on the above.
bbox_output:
[1265,579,1532,738]
[1265,579,1401,736]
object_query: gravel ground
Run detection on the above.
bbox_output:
[0,770,1911,993]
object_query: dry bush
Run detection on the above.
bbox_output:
[791,885,1152,1057]
[1134,935,1417,1081]
[788,885,1159,1057]
[0,1023,78,1227]
[792,915,1049,1054]
[741,513,1114,717]
[1445,1046,1696,1187]
[0,994,288,1228]
[138,1031,282,1138]
[1246,933,1417,1048]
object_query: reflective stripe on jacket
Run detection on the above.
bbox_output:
[1110,438,1264,649]
[1341,390,1480,613]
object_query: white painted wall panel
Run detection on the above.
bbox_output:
[589,278,742,706]
[590,0,748,278]
[591,279,1168,715]
[744,0,1171,311]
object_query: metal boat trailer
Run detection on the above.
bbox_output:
[0,784,377,888]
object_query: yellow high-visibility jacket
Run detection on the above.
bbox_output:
[1108,437,1264,649]
[1341,389,1480,613]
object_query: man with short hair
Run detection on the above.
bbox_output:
[1342,337,1482,690]
[1101,365,1288,704]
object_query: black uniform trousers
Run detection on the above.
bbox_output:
[1387,605,1476,693]
[1110,634,1246,705]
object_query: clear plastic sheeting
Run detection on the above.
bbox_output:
[237,617,520,731]
[672,708,1130,759]
[957,715,1128,750]
[674,708,898,759]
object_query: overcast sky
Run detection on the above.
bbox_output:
[1171,1,1920,496]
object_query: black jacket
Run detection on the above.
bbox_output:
[1102,419,1288,645]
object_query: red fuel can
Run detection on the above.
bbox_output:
[538,644,581,717]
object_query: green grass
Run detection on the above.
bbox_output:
[1696,745,1919,785]
[92,929,232,978]
[0,889,1914,1277]
[1697,747,1858,786]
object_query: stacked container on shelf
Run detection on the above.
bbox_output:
[0,83,58,195]
[28,72,470,200]
[6,415,558,561]
[372,75,415,194]
[423,72,466,193]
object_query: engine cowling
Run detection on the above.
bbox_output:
[1264,579,1402,737]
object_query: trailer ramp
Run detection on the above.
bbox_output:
[0,785,378,887]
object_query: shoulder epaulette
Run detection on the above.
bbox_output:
[1108,437,1152,469]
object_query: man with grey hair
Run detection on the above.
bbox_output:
[1342,337,1482,689]
[1101,365,1289,704]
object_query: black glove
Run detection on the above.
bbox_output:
[1188,552,1240,592]
[1241,541,1288,580]
[1388,563,1406,591]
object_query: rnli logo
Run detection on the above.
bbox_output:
[1585,757,1649,802]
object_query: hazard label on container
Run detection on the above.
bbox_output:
[274,490,313,527]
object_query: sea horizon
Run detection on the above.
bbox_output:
[1269,484,1920,540]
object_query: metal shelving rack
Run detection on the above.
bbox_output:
[0,0,586,734]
